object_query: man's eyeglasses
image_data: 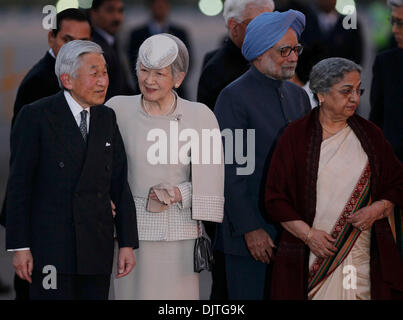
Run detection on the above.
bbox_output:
[276,44,304,57]
[390,17,403,28]
[337,87,365,97]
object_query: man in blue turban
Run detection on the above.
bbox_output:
[214,9,311,300]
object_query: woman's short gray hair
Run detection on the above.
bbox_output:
[388,0,403,8]
[55,40,103,89]
[223,0,275,25]
[309,57,362,97]
[135,33,189,81]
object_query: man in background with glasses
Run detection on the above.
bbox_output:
[213,10,311,300]
[370,0,403,162]
[197,0,275,112]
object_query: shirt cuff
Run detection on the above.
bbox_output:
[7,248,30,252]
[176,182,192,210]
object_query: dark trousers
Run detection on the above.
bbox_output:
[14,274,30,300]
[225,254,267,300]
[29,272,110,300]
[209,250,228,300]
[204,221,228,300]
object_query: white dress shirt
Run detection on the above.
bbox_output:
[8,90,90,252]
[64,90,90,132]
[48,48,56,59]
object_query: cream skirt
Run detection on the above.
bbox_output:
[111,239,199,300]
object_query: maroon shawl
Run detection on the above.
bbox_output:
[265,107,403,300]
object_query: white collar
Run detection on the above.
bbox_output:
[94,27,115,46]
[317,11,338,32]
[64,90,90,118]
[48,48,56,59]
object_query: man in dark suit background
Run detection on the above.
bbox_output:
[0,8,92,300]
[196,0,274,301]
[6,40,138,300]
[370,0,403,162]
[197,0,274,111]
[12,8,91,127]
[127,0,191,98]
[90,0,134,100]
[296,0,364,84]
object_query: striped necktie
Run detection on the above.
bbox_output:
[80,110,88,142]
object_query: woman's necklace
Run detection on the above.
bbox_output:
[321,123,348,135]
[143,93,176,116]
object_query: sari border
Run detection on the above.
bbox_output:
[308,162,371,291]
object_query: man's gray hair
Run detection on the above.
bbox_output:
[387,0,403,8]
[309,57,362,96]
[223,0,275,26]
[55,40,104,89]
[135,33,189,81]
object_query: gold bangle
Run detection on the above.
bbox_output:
[304,228,313,244]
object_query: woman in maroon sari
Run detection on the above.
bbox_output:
[265,57,403,300]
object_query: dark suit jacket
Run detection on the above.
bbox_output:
[5,91,138,275]
[197,39,249,111]
[12,51,61,127]
[214,66,311,257]
[0,51,61,228]
[127,23,191,98]
[92,29,134,100]
[201,48,219,71]
[370,48,403,162]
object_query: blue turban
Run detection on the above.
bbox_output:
[242,10,306,61]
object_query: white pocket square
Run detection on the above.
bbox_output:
[106,142,111,147]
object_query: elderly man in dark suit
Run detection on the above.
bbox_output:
[0,8,91,300]
[6,40,138,300]
[370,0,403,162]
[90,0,134,99]
[214,10,311,300]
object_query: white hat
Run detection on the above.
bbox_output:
[138,34,179,69]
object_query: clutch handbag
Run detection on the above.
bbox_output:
[194,220,214,273]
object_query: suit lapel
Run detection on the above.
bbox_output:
[44,91,87,166]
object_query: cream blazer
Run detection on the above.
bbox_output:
[106,93,224,241]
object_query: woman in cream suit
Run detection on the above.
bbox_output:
[106,34,224,300]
